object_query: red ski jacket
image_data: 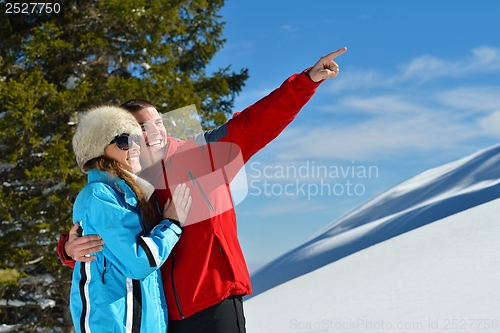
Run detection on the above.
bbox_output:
[58,69,322,320]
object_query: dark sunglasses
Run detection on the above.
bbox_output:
[109,133,140,151]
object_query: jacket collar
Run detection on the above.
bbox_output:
[87,169,139,207]
[124,169,155,201]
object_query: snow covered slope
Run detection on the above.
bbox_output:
[245,198,500,333]
[249,143,500,299]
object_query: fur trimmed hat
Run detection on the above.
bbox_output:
[72,105,141,172]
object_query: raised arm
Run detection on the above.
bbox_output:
[196,47,348,181]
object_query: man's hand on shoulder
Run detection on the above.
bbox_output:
[65,222,104,262]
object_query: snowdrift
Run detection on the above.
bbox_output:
[249,143,500,298]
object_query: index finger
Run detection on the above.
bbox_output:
[324,47,347,60]
[74,234,102,244]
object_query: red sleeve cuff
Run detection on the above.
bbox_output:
[302,66,325,86]
[57,232,76,269]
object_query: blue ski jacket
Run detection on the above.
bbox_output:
[70,169,182,333]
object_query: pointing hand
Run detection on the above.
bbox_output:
[308,47,347,82]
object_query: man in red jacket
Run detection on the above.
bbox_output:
[59,47,347,333]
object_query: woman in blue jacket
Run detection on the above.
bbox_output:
[70,105,192,333]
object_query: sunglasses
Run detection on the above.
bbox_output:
[109,133,140,151]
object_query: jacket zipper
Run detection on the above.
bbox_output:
[170,255,185,319]
[102,257,107,284]
[187,169,214,212]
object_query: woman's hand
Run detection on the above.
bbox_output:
[162,184,192,227]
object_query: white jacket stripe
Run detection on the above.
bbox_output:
[126,278,133,333]
[140,236,160,267]
[78,262,92,333]
[84,263,92,333]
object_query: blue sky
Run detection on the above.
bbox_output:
[205,0,500,272]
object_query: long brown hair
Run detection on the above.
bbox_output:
[83,156,160,230]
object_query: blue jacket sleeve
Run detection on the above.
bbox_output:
[82,185,181,280]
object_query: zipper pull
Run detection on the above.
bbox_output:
[187,170,195,185]
[102,257,107,284]
[187,169,215,212]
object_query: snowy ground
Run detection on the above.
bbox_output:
[244,198,500,332]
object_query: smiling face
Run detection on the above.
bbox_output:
[132,107,168,168]
[104,138,142,173]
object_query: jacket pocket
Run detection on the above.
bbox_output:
[212,225,236,283]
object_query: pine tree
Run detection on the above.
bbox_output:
[0,1,248,331]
